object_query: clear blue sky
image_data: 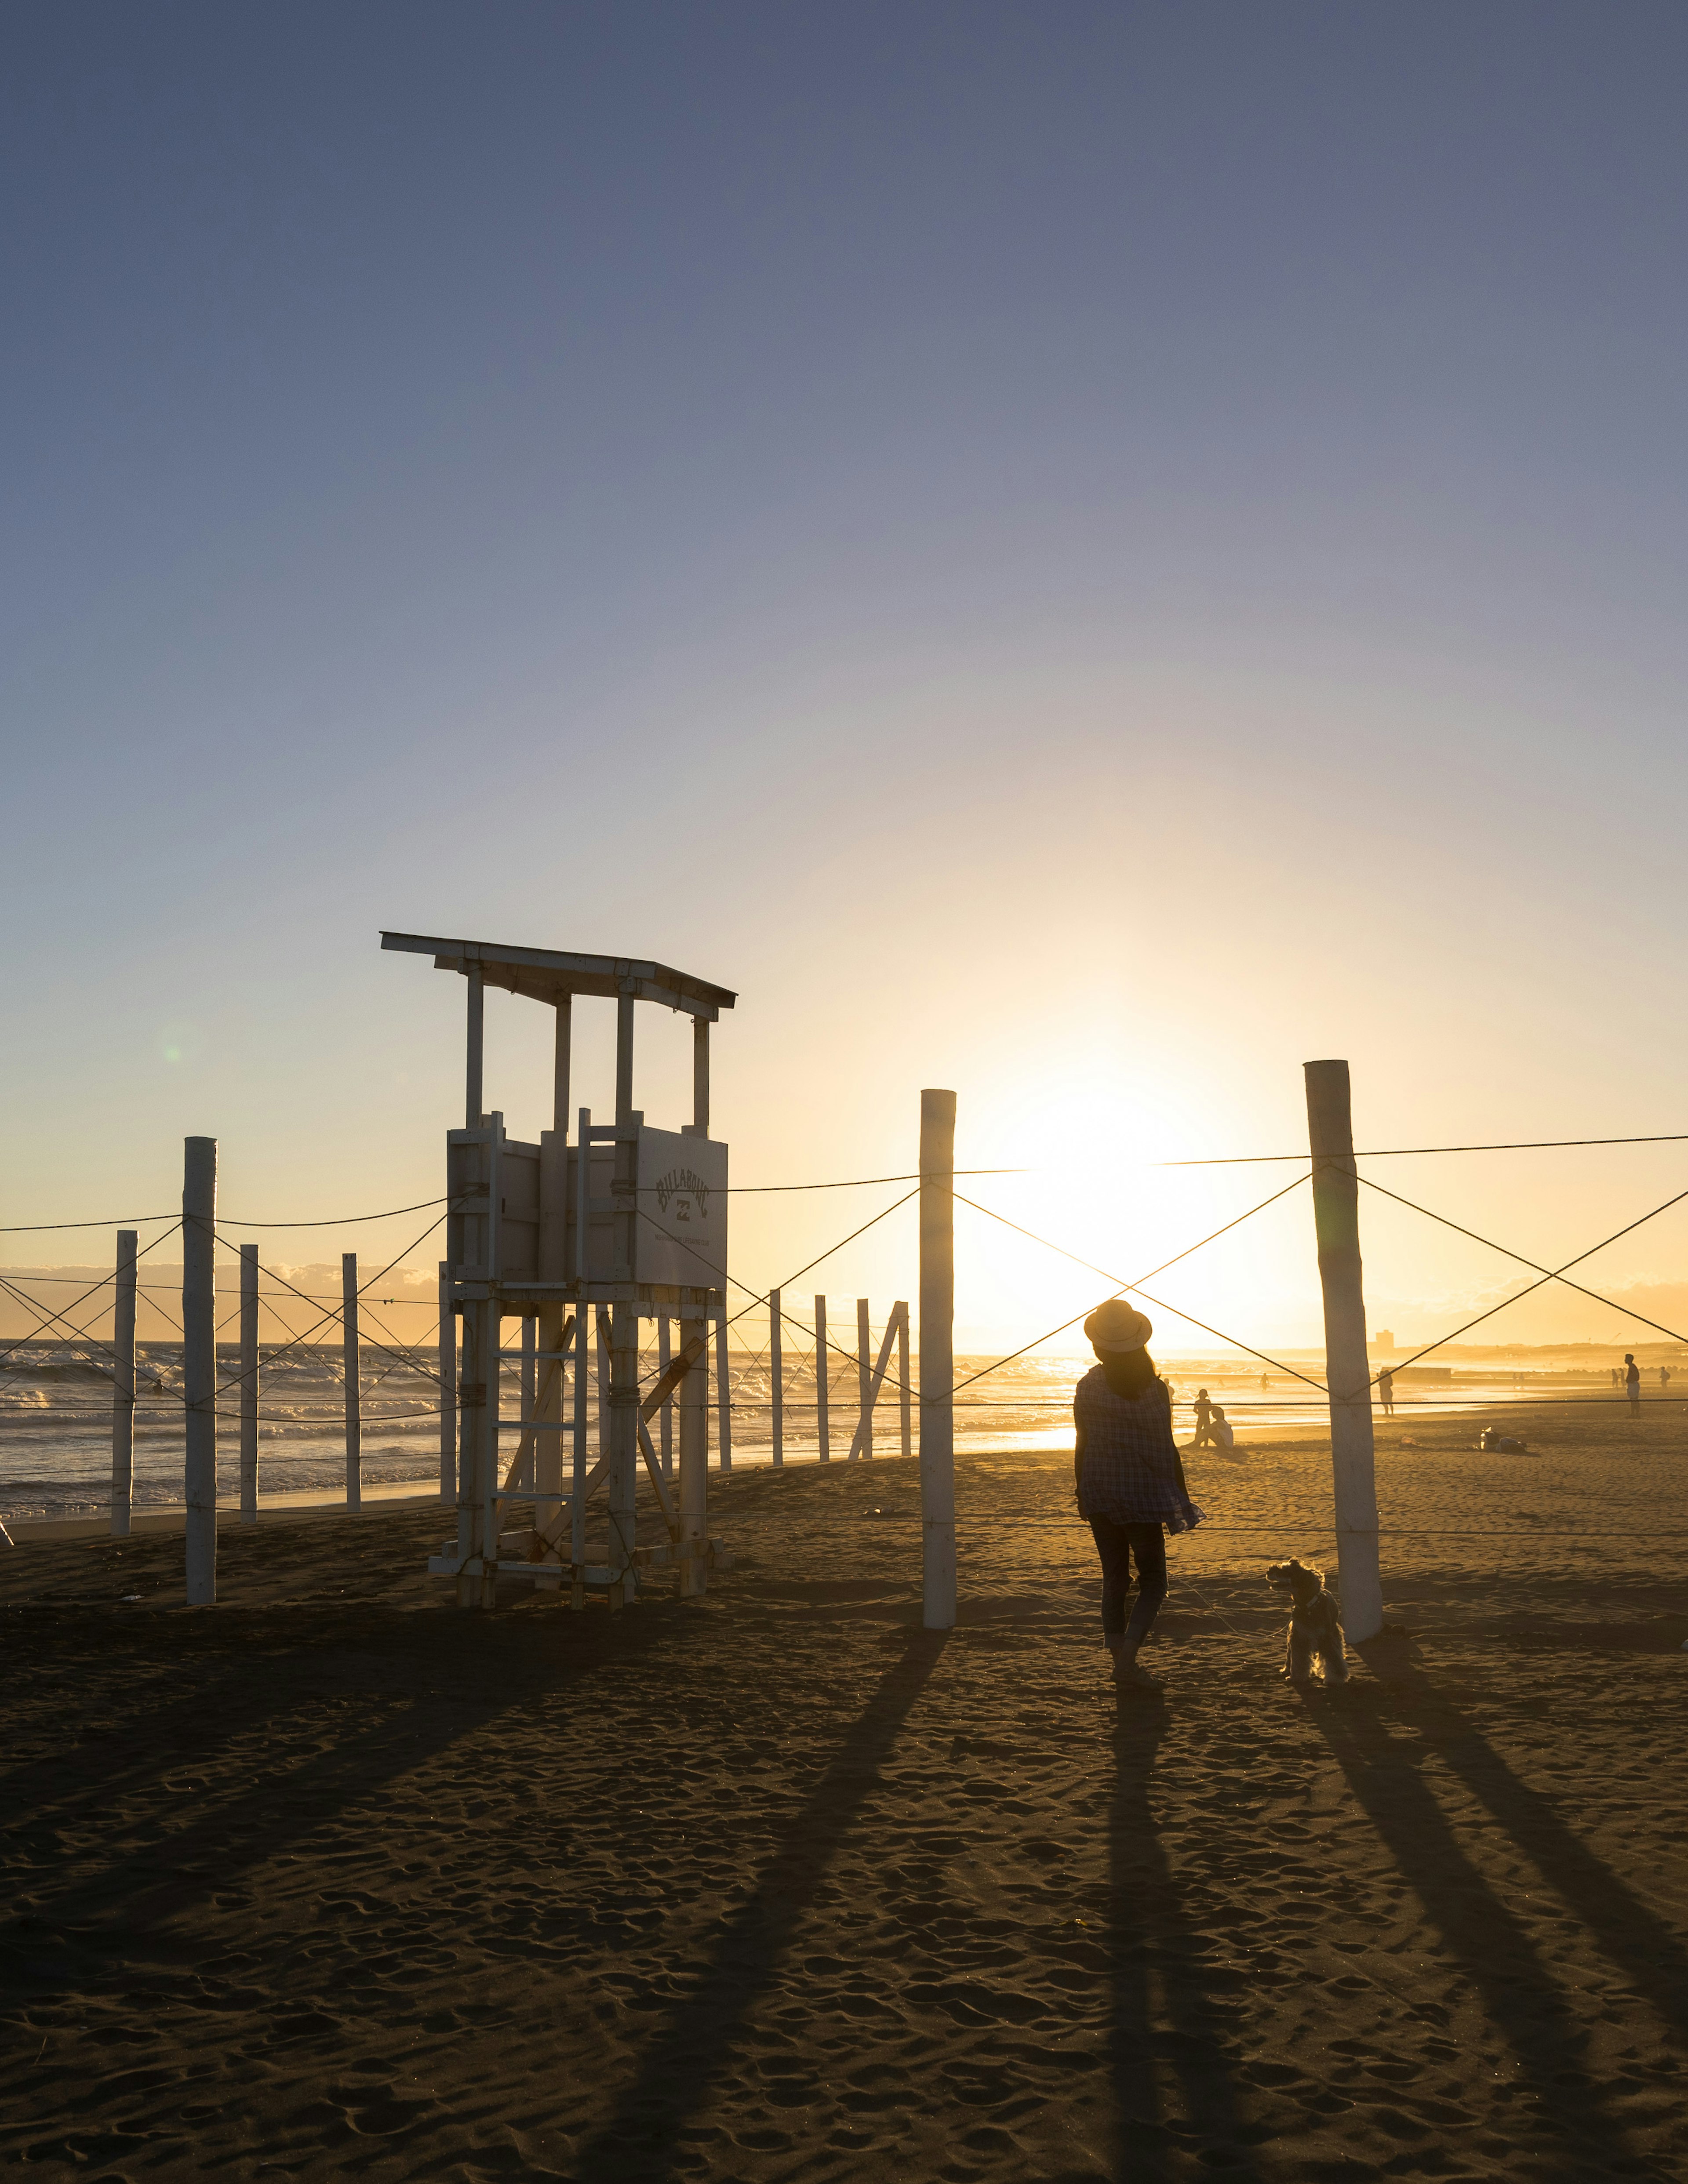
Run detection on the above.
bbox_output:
[7,3,1688,1346]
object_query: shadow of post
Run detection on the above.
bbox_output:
[1301,1637,1670,2177]
[568,1627,950,2182]
[1357,1634,1688,2038]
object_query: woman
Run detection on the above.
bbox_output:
[1073,1300,1204,1689]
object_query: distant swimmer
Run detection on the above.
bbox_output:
[1662,1366,1673,1390]
[1625,1353,1641,1417]
[1190,1387,1214,1447]
[1376,1367,1395,1417]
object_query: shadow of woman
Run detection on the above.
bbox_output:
[1108,1692,1267,2181]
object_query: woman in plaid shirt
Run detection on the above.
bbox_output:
[1073,1301,1204,1690]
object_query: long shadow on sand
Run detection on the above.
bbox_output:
[567,1628,949,2182]
[1307,1639,1682,2178]
[1109,1693,1267,2184]
[1,1607,681,1999]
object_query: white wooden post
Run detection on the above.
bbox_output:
[855,1297,872,1461]
[570,1300,589,1604]
[182,1136,218,1606]
[466,962,484,1128]
[714,1305,732,1470]
[342,1251,362,1512]
[111,1229,136,1537]
[815,1294,829,1461]
[239,1243,259,1523]
[658,1315,673,1475]
[897,1300,912,1459]
[679,1300,708,1593]
[920,1088,957,1629]
[437,1260,455,1500]
[596,1308,613,1478]
[1305,1060,1383,1644]
[769,1287,783,1467]
[571,1106,591,1607]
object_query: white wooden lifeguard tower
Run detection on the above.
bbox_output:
[382,931,737,1610]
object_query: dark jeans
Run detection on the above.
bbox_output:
[1089,1518,1168,1644]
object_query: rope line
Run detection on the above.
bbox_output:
[946,1175,1322,1399]
[1355,1173,1688,1348]
[1368,1180,1688,1381]
[1164,1130,1688,1166]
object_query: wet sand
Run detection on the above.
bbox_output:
[3,1402,1686,2181]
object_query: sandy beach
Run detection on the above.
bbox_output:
[4,1403,1686,2181]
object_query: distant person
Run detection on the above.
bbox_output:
[1210,1404,1236,1451]
[1377,1367,1395,1417]
[1625,1353,1641,1417]
[1190,1387,1214,1447]
[1073,1302,1204,1690]
[1661,1366,1672,1391]
[1259,1371,1270,1389]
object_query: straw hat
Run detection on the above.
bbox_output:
[1084,1300,1152,1353]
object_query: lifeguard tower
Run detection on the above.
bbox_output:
[382,931,737,1610]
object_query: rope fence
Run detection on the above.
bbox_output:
[5,1109,1688,1565]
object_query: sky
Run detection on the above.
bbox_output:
[5,1,1688,1355]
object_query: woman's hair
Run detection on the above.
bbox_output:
[1097,1345,1158,1399]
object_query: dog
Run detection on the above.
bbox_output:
[1265,1559,1348,1686]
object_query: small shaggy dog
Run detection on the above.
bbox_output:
[1266,1559,1348,1686]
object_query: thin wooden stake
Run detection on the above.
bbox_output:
[1305,1059,1383,1643]
[855,1297,872,1461]
[658,1315,673,1475]
[679,1301,708,1594]
[920,1088,957,1629]
[437,1260,456,1500]
[769,1287,783,1467]
[182,1136,217,1606]
[815,1294,829,1461]
[897,1300,912,1459]
[110,1228,136,1538]
[342,1251,361,1512]
[714,1305,732,1471]
[239,1243,259,1523]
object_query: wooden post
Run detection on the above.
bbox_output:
[596,1308,613,1481]
[1305,1059,1383,1644]
[182,1136,217,1607]
[476,1301,499,1607]
[815,1294,829,1461]
[714,1305,732,1470]
[658,1315,673,1475]
[110,1229,136,1537]
[920,1088,957,1630]
[239,1243,259,1523]
[342,1251,362,1512]
[570,1301,589,1604]
[678,1298,708,1594]
[692,1016,710,1134]
[454,1299,480,1608]
[897,1300,912,1459]
[437,1261,455,1500]
[466,961,484,1128]
[535,996,571,1547]
[608,991,637,1606]
[769,1287,783,1467]
[572,1105,591,1607]
[855,1297,872,1461]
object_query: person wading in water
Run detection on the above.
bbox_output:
[1073,1301,1204,1690]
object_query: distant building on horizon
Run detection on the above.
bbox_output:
[1372,1328,1396,1352]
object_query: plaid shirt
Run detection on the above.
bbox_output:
[1074,1367,1202,1531]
